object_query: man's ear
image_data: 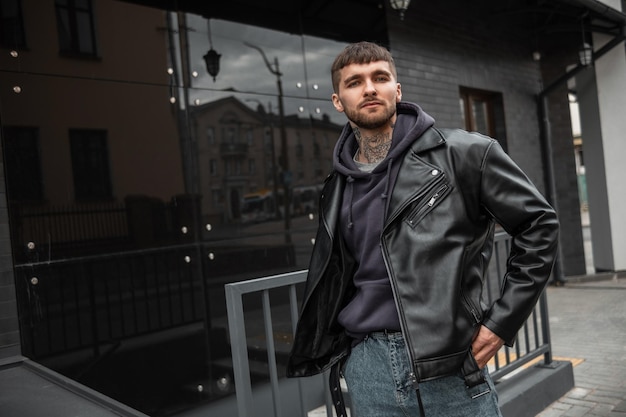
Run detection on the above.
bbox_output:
[332,93,344,112]
[396,83,402,102]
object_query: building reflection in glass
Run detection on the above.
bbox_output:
[0,3,348,415]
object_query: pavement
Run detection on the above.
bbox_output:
[536,271,626,416]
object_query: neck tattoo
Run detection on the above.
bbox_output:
[354,125,394,164]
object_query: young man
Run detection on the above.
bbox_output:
[287,42,559,417]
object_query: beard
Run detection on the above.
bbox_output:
[343,102,397,130]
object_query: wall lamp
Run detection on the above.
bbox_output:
[203,20,221,81]
[203,49,221,81]
[579,43,593,66]
[578,13,593,67]
[389,0,411,20]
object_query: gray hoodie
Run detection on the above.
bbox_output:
[333,101,435,341]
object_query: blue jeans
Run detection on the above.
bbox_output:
[343,331,503,417]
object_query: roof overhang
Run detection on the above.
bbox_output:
[120,0,626,42]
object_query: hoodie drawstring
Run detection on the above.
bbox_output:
[346,158,393,230]
[380,159,393,200]
[346,175,355,229]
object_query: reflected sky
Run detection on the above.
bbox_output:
[170,14,348,125]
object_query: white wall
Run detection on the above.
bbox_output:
[577,0,626,272]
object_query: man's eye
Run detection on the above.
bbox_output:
[347,81,360,88]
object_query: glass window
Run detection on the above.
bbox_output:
[69,129,112,200]
[55,0,97,56]
[460,87,508,151]
[1,126,43,201]
[2,4,352,415]
[0,0,26,48]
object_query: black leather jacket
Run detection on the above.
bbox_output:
[286,127,559,400]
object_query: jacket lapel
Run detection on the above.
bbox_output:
[387,128,447,223]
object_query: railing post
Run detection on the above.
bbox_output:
[225,271,309,417]
[289,283,308,417]
[225,283,254,417]
[262,290,282,417]
[538,291,553,365]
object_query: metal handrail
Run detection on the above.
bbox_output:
[225,270,309,417]
[224,232,554,417]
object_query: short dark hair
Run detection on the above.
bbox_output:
[331,41,397,92]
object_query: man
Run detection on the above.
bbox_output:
[286,42,559,417]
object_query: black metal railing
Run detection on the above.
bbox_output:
[14,238,297,361]
[14,244,207,359]
[12,202,128,246]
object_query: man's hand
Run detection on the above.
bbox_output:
[471,325,505,369]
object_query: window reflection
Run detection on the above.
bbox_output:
[69,129,113,201]
[1,3,350,415]
[0,0,27,49]
[55,0,98,57]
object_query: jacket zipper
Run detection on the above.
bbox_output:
[386,173,446,226]
[462,291,482,324]
[406,183,450,227]
[381,172,449,417]
[411,371,427,417]
[381,224,425,416]
[382,249,425,417]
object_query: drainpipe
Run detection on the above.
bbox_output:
[537,1,626,282]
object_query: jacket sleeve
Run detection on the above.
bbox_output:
[478,140,559,345]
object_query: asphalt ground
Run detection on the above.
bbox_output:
[536,272,626,416]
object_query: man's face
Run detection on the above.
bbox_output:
[331,60,402,131]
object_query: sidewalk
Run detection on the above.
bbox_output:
[536,272,626,416]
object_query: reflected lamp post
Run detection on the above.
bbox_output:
[244,42,291,243]
[203,19,221,81]
[246,99,281,220]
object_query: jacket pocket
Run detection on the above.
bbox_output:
[461,289,482,325]
[405,183,451,228]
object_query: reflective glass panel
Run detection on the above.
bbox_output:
[0,3,350,415]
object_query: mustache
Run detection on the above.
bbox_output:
[359,98,384,108]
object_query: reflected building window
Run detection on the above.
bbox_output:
[69,129,112,201]
[0,0,26,48]
[211,189,223,208]
[2,126,43,201]
[55,0,98,57]
[314,159,323,179]
[313,141,321,157]
[295,132,303,158]
[265,163,274,184]
[207,126,215,145]
[224,126,236,144]
[297,166,304,180]
[2,8,353,415]
[263,128,272,148]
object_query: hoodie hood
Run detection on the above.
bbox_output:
[333,101,435,177]
[332,101,435,229]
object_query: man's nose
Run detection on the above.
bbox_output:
[363,79,377,95]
